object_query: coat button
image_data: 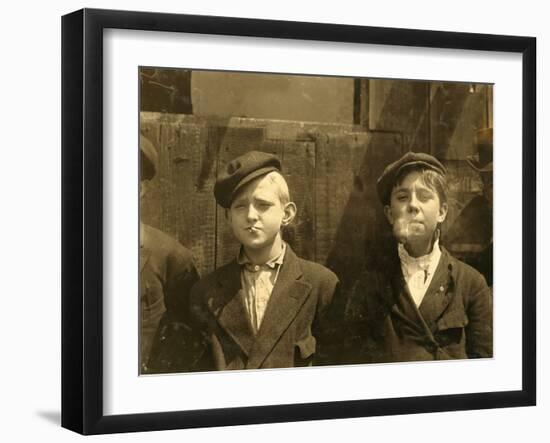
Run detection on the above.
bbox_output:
[439,285,445,292]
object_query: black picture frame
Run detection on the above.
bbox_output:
[61,8,536,435]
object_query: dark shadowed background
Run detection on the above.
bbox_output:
[140,68,492,292]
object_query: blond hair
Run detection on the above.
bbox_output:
[263,171,290,205]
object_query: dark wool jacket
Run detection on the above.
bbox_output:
[140,223,199,373]
[184,245,340,371]
[337,246,493,364]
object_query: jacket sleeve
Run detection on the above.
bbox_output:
[313,276,349,366]
[146,249,203,373]
[164,248,201,322]
[465,278,493,359]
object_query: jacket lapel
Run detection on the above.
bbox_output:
[246,248,312,369]
[379,253,403,313]
[210,261,255,357]
[418,249,455,331]
[374,250,446,336]
[387,264,428,334]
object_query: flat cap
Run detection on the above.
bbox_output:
[140,134,158,180]
[214,150,282,208]
[377,151,446,204]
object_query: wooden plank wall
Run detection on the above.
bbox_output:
[140,79,492,288]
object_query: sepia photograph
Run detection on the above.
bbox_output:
[138,67,493,375]
[60,7,537,435]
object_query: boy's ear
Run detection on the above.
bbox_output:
[383,205,394,225]
[437,202,448,223]
[281,202,297,226]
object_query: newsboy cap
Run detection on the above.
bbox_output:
[377,151,446,205]
[214,151,282,208]
[140,134,158,180]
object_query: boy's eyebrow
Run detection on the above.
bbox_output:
[231,195,248,205]
[417,187,435,194]
[392,186,409,193]
[253,196,276,204]
[393,183,435,194]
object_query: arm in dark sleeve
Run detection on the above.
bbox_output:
[147,248,202,373]
[313,276,350,367]
[466,280,493,359]
[164,248,201,322]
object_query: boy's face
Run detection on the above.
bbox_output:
[384,169,448,246]
[227,175,294,251]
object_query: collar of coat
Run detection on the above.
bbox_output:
[236,241,287,271]
[207,245,313,369]
[379,245,458,332]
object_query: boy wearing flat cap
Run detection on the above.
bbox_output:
[138,134,200,374]
[188,151,340,371]
[341,151,492,364]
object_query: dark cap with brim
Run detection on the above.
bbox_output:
[214,151,282,208]
[377,151,446,205]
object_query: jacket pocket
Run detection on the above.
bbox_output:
[436,311,469,331]
[435,311,468,349]
[294,335,317,366]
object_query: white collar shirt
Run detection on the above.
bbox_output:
[237,243,287,334]
[398,239,442,307]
